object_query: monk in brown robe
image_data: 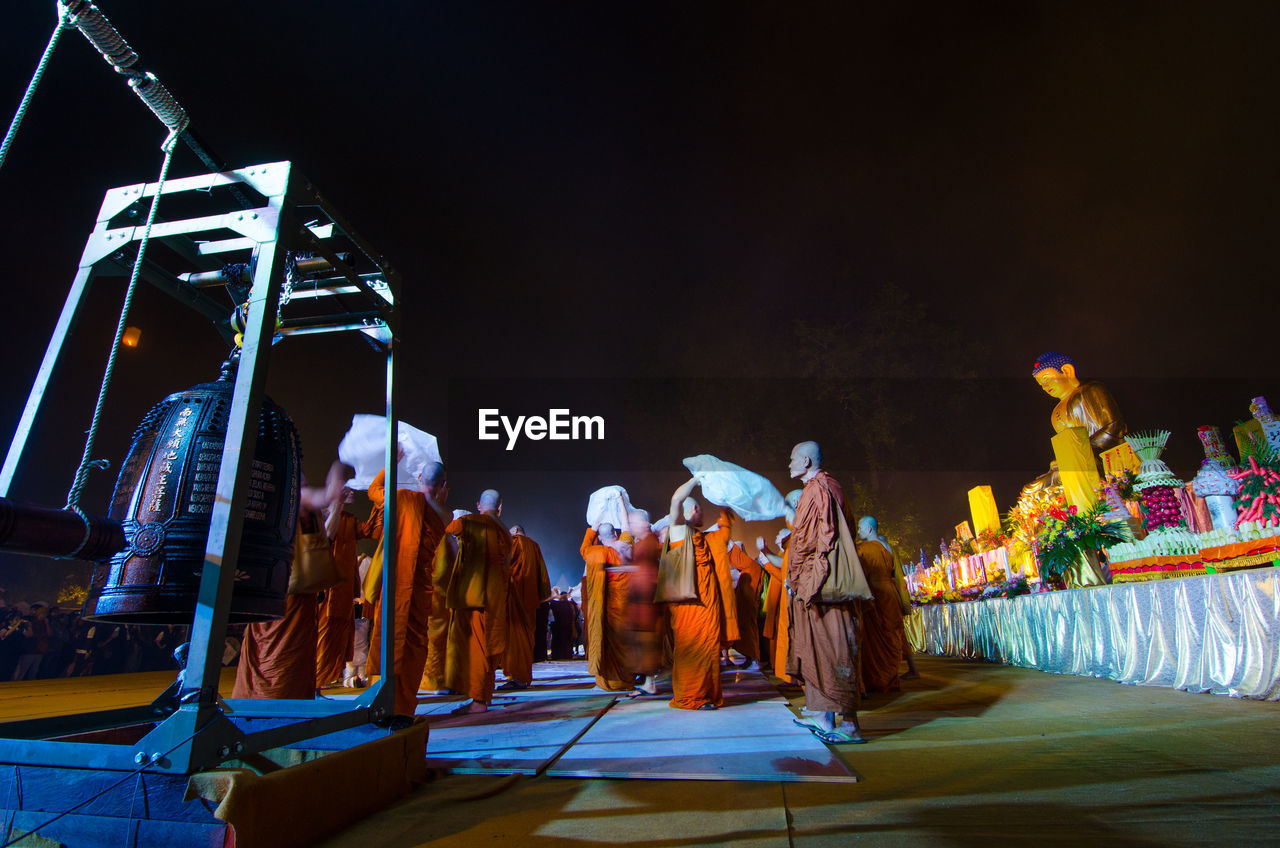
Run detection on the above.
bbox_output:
[727,541,764,669]
[854,518,905,694]
[581,523,635,692]
[664,479,739,710]
[420,530,459,692]
[363,461,450,721]
[626,509,663,694]
[497,524,551,690]
[234,462,345,700]
[786,441,865,743]
[315,486,375,688]
[442,490,512,713]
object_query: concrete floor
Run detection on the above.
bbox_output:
[2,657,1276,846]
[321,656,1280,847]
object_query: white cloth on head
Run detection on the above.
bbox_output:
[682,454,786,521]
[651,515,670,534]
[452,509,473,521]
[338,414,441,491]
[586,485,634,531]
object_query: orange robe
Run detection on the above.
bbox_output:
[421,534,458,692]
[727,544,763,662]
[856,540,904,693]
[787,471,860,715]
[700,511,741,645]
[315,511,372,688]
[234,593,318,700]
[759,545,794,684]
[581,529,633,691]
[501,534,552,686]
[362,469,446,717]
[442,513,512,704]
[666,526,735,710]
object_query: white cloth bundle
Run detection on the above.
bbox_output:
[682,454,785,521]
[586,485,634,531]
[338,414,441,491]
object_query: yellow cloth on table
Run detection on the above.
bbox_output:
[1052,426,1102,512]
[1101,443,1141,478]
[968,485,1001,535]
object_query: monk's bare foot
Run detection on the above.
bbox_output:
[449,701,489,716]
[635,676,657,695]
[697,703,719,711]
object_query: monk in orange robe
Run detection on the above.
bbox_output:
[363,462,450,721]
[859,516,918,681]
[315,486,375,688]
[757,533,792,683]
[626,509,663,694]
[497,524,551,690]
[786,441,864,743]
[581,524,634,692]
[442,490,512,713]
[664,479,739,710]
[234,462,345,700]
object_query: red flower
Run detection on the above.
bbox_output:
[1068,505,1078,515]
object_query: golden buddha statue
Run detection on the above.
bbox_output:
[1032,351,1127,453]
[1022,351,1127,496]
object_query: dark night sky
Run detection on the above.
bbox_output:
[2,2,1278,600]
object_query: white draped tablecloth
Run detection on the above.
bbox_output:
[907,567,1280,700]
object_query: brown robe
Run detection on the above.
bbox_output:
[727,543,764,662]
[856,539,904,693]
[501,534,552,686]
[315,511,372,688]
[442,513,512,704]
[626,533,664,675]
[786,470,860,715]
[234,593,318,700]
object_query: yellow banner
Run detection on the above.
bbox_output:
[967,485,1001,535]
[1052,426,1101,512]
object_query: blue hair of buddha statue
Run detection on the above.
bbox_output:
[1031,351,1075,376]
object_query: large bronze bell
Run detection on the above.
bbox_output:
[85,357,300,624]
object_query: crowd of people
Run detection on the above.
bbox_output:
[3,440,916,747]
[0,592,186,681]
[227,439,915,745]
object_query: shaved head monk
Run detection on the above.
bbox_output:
[441,489,513,713]
[235,461,347,700]
[498,524,552,691]
[363,456,450,725]
[581,522,635,692]
[786,441,866,744]
[664,477,739,710]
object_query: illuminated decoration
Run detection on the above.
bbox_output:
[967,485,1000,536]
[954,520,973,541]
[1248,396,1280,454]
[1051,427,1102,512]
[121,326,141,348]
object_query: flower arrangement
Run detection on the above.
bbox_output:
[974,528,1007,553]
[1034,500,1134,581]
[1099,469,1137,502]
[977,573,1031,600]
[1003,485,1069,556]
